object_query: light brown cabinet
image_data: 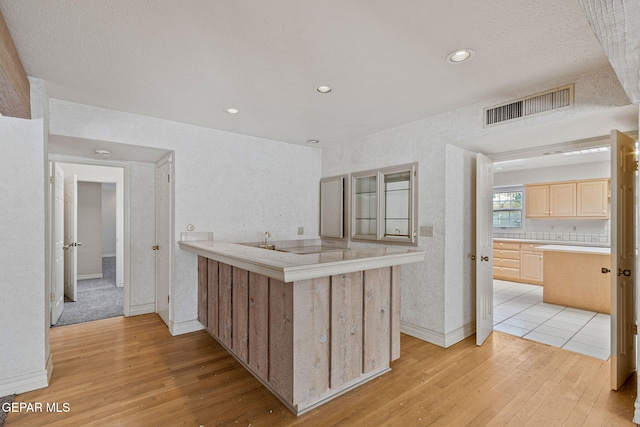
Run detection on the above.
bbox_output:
[520,243,543,284]
[493,240,543,285]
[493,241,521,281]
[525,179,609,219]
[549,183,576,216]
[577,180,609,218]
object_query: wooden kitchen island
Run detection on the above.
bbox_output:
[539,245,611,314]
[179,239,425,415]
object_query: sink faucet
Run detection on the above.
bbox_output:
[264,231,271,248]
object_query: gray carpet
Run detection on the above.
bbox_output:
[53,257,123,327]
[0,394,15,427]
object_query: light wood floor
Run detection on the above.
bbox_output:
[6,314,637,426]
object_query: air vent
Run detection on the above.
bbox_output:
[484,84,574,127]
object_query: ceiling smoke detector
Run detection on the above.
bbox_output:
[94,149,111,157]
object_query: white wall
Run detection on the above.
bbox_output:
[49,101,323,332]
[77,181,103,277]
[129,161,156,311]
[0,78,50,395]
[323,66,632,347]
[102,183,117,257]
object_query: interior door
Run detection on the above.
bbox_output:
[610,130,636,390]
[51,163,65,324]
[476,153,494,345]
[156,156,172,326]
[64,174,78,302]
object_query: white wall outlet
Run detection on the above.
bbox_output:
[297,226,304,235]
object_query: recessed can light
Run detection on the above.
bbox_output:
[446,49,475,64]
[225,108,239,114]
[94,149,111,157]
[306,139,319,144]
[316,85,332,93]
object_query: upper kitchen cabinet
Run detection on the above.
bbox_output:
[525,185,550,218]
[576,179,609,218]
[320,175,349,239]
[525,179,609,219]
[549,183,576,217]
[352,163,418,244]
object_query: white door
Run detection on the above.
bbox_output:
[64,174,78,302]
[476,153,494,345]
[51,163,65,324]
[156,156,172,326]
[610,130,636,390]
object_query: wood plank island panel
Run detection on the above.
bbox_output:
[198,258,401,415]
[197,256,208,328]
[206,259,219,336]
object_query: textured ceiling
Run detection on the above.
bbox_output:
[0,0,619,148]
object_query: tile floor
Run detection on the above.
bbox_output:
[493,279,610,360]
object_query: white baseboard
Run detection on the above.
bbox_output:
[401,321,475,348]
[102,253,116,258]
[77,273,103,280]
[126,303,155,316]
[170,319,205,336]
[0,367,50,396]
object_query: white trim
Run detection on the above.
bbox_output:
[77,273,103,280]
[400,321,475,348]
[169,319,204,336]
[0,368,49,396]
[128,303,155,316]
[102,253,116,258]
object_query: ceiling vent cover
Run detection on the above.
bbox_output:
[484,84,574,127]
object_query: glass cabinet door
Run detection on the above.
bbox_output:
[353,174,377,239]
[383,170,411,238]
[351,163,417,244]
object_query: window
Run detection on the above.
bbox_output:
[493,189,523,228]
[352,163,418,244]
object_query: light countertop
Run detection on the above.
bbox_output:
[536,245,611,255]
[179,240,426,282]
[494,238,609,248]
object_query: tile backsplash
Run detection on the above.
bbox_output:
[494,219,610,244]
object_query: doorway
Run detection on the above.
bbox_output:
[49,161,125,326]
[477,131,638,389]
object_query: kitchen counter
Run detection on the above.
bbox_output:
[539,245,610,313]
[537,245,610,255]
[181,239,425,415]
[494,238,609,248]
[179,239,425,282]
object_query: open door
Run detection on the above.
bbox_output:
[476,153,494,345]
[155,155,172,326]
[51,163,65,324]
[610,130,637,390]
[64,174,78,302]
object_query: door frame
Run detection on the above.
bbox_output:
[48,155,131,317]
[155,153,174,327]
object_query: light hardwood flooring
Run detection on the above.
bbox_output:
[6,314,637,426]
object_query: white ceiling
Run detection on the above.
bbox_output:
[0,0,623,151]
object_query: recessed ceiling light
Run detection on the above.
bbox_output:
[446,49,475,64]
[316,85,332,93]
[306,139,319,144]
[94,149,111,157]
[225,108,239,114]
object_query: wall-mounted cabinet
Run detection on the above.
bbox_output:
[320,175,348,239]
[525,179,609,219]
[352,163,418,244]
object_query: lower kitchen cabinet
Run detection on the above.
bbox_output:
[493,240,543,285]
[520,246,543,284]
